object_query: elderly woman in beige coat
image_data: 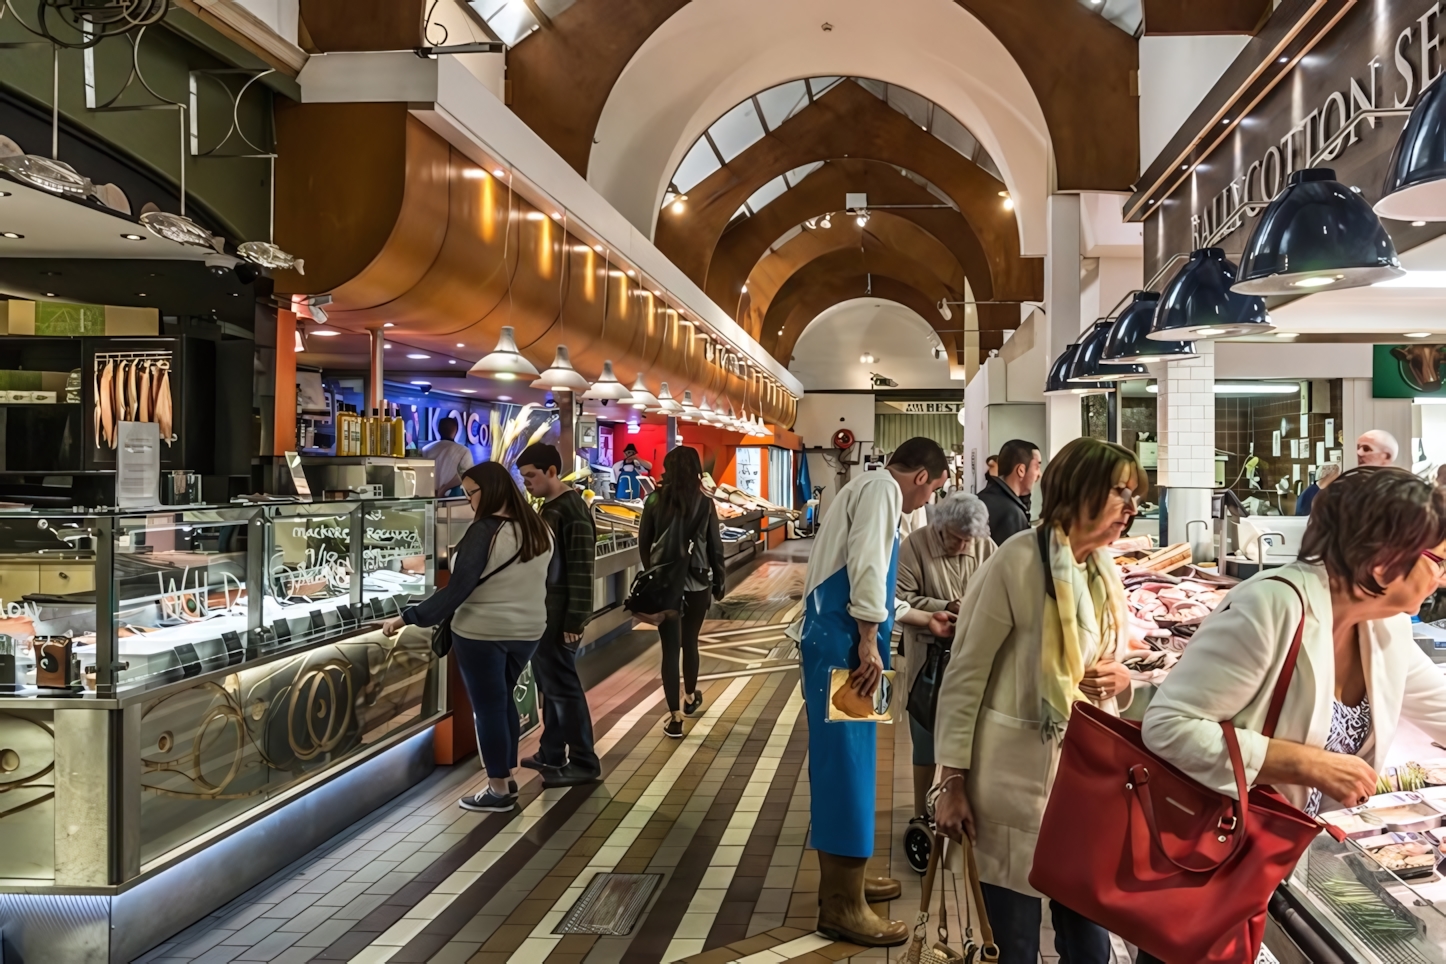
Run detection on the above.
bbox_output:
[896,491,994,822]
[933,438,1141,964]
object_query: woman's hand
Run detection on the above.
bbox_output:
[1081,657,1131,701]
[927,610,957,639]
[934,769,976,843]
[381,615,406,637]
[1260,740,1378,807]
[851,621,883,697]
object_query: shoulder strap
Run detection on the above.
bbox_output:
[475,521,522,588]
[1261,576,1307,739]
[1037,525,1055,600]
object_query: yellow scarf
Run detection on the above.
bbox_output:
[1039,525,1129,741]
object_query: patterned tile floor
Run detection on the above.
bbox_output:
[130,545,1061,964]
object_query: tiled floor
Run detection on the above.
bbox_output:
[130,545,1081,964]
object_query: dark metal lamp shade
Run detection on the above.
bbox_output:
[1151,247,1273,339]
[1103,291,1196,362]
[1233,168,1403,295]
[1045,343,1114,395]
[1377,77,1446,221]
[1071,320,1150,381]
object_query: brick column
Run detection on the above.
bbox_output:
[1156,342,1215,560]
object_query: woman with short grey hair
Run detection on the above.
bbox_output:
[896,491,995,821]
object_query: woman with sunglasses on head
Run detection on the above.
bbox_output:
[383,462,554,813]
[932,437,1141,963]
[1134,467,1446,962]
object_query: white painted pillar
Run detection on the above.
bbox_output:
[1044,194,1082,458]
[1156,342,1216,559]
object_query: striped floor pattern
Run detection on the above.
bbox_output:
[131,547,997,964]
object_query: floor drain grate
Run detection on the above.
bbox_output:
[552,872,661,936]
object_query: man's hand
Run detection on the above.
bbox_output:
[382,615,406,637]
[850,620,883,697]
[927,610,957,639]
[946,599,961,614]
[934,768,975,843]
[564,632,582,644]
[1080,657,1131,701]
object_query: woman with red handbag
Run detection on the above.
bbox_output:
[933,438,1142,962]
[1132,467,1446,962]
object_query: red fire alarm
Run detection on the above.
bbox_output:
[832,429,855,450]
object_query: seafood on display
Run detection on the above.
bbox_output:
[94,355,176,449]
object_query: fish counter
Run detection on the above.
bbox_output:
[0,499,444,962]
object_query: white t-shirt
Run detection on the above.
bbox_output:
[423,439,474,495]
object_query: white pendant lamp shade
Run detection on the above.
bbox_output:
[530,345,591,392]
[583,360,633,400]
[680,391,700,420]
[470,326,540,380]
[627,375,661,410]
[698,396,715,424]
[656,382,684,414]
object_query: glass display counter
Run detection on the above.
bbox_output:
[0,499,442,889]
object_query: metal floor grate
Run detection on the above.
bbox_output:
[552,872,661,936]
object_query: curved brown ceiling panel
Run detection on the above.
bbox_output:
[704,160,1013,315]
[768,273,967,367]
[502,0,1135,189]
[655,81,1033,300]
[274,104,794,426]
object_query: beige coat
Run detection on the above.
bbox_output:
[934,528,1129,896]
[896,525,996,695]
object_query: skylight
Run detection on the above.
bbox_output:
[663,77,1000,222]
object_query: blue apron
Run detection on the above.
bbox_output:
[799,533,899,858]
[615,460,642,500]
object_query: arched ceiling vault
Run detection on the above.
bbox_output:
[704,159,1006,317]
[740,214,967,343]
[505,0,1137,255]
[654,80,1038,301]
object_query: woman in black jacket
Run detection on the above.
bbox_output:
[639,445,727,737]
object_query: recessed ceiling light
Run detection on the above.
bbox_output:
[497,395,511,401]
[1406,331,1433,338]
[136,293,147,297]
[1279,56,1289,63]
[551,211,562,219]
[1414,220,1428,227]
[594,244,604,253]
[384,344,392,349]
[231,292,239,297]
[311,329,341,337]
[461,388,476,394]
[406,352,430,359]
[456,342,466,347]
[120,233,145,241]
[1,232,22,239]
[626,269,635,277]
[43,292,54,297]
[492,169,505,177]
[463,169,484,179]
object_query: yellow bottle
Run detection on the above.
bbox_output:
[391,405,405,456]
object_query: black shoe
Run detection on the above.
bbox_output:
[509,779,518,795]
[662,717,684,739]
[520,753,564,772]
[542,762,602,787]
[459,789,516,812]
[684,691,704,716]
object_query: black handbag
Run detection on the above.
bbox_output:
[626,500,706,625]
[430,547,522,658]
[906,635,953,732]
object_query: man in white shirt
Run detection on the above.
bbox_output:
[423,418,474,496]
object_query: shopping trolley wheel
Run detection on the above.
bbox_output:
[904,817,932,874]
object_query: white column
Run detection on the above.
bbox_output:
[1044,194,1082,458]
[1156,342,1215,559]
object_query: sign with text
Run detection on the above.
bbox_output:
[880,401,964,414]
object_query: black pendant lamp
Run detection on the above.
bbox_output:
[1377,76,1446,220]
[1103,291,1196,362]
[1070,320,1150,381]
[1045,343,1114,395]
[1150,247,1273,340]
[1233,168,1404,294]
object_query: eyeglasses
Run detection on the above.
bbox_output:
[1111,485,1141,512]
[463,487,481,500]
[1423,549,1446,577]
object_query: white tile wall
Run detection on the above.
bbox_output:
[1157,342,1216,488]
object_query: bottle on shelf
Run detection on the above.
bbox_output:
[391,405,406,457]
[379,401,392,458]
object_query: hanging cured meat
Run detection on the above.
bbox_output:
[93,361,102,448]
[98,359,114,448]
[155,361,173,445]
[126,358,138,422]
[137,361,150,424]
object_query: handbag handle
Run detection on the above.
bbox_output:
[959,834,998,961]
[1128,575,1307,874]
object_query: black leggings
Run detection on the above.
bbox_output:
[659,588,711,712]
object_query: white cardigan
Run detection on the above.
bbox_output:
[1141,560,1446,810]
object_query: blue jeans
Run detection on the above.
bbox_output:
[980,883,1112,964]
[451,631,540,779]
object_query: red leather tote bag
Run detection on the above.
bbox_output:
[1028,580,1322,963]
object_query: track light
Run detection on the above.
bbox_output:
[820,214,832,229]
[855,211,870,227]
[938,299,952,321]
[999,191,1013,211]
[671,193,688,215]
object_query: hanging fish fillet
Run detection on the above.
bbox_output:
[138,361,150,423]
[98,360,114,448]
[155,362,173,445]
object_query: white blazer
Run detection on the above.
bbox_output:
[1141,560,1446,810]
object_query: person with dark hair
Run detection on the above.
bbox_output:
[798,436,948,947]
[985,454,998,478]
[516,442,600,787]
[977,438,1040,545]
[613,442,652,500]
[934,437,1142,962]
[639,446,727,738]
[1134,468,1446,962]
[423,416,474,497]
[382,462,554,813]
